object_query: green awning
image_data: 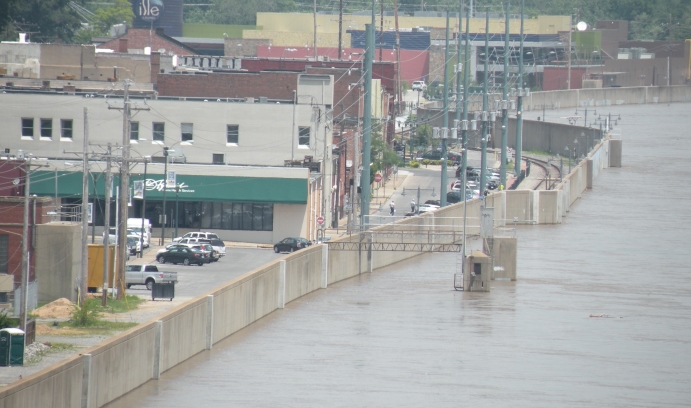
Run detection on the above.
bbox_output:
[30,171,308,204]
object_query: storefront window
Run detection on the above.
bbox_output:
[196,201,273,231]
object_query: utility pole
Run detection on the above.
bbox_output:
[455,0,463,151]
[440,12,450,207]
[361,23,374,229]
[461,0,470,184]
[108,81,148,300]
[501,0,510,187]
[394,0,401,115]
[81,108,89,305]
[379,0,384,62]
[338,0,343,58]
[102,144,112,307]
[313,0,317,60]
[20,157,31,338]
[515,0,524,179]
[480,9,489,197]
[116,83,130,300]
[460,0,469,281]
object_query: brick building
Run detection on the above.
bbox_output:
[97,28,198,56]
[0,160,52,309]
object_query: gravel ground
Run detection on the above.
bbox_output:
[0,295,182,387]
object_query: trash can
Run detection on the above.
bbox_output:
[0,328,25,366]
[151,282,175,301]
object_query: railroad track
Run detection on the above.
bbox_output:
[523,156,562,190]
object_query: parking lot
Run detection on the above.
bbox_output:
[126,246,277,300]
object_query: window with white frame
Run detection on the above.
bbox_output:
[21,118,34,138]
[153,122,165,142]
[226,125,239,144]
[298,126,310,147]
[130,121,139,141]
[61,119,73,139]
[212,153,225,164]
[181,123,193,142]
[40,118,53,139]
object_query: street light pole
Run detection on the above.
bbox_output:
[175,185,180,239]
[139,157,148,258]
[160,147,169,245]
[440,12,450,207]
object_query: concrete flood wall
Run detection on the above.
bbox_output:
[525,85,691,111]
[500,138,613,225]
[0,142,622,408]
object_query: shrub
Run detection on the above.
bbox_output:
[70,298,103,327]
[409,160,420,168]
[0,310,19,329]
[422,159,431,166]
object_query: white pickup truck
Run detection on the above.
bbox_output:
[125,264,178,290]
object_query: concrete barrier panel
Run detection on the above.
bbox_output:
[328,245,362,284]
[86,324,157,407]
[538,190,560,224]
[488,237,517,280]
[586,158,594,188]
[610,139,622,167]
[0,355,83,408]
[212,264,281,343]
[284,246,324,303]
[506,190,532,222]
[159,300,209,373]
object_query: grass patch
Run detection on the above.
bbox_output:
[103,295,146,314]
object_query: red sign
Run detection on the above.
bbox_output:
[374,173,382,183]
[316,216,324,225]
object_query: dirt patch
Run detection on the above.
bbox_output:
[36,324,90,336]
[33,298,74,319]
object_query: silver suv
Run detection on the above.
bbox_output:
[173,232,220,241]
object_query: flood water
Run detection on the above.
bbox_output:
[107,103,691,407]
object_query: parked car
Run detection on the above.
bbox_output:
[126,236,142,255]
[417,203,440,213]
[412,80,427,91]
[425,199,441,206]
[125,264,177,291]
[189,244,214,262]
[209,238,226,258]
[273,237,312,253]
[173,232,220,242]
[157,246,206,266]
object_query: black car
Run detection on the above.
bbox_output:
[157,246,206,266]
[274,237,312,253]
[425,199,441,206]
[420,150,462,164]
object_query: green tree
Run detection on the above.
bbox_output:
[93,0,135,33]
[411,124,431,152]
[369,123,401,184]
[72,0,134,44]
[0,0,86,43]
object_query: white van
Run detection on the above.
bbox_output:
[127,218,151,247]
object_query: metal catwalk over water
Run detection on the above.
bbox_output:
[107,103,691,408]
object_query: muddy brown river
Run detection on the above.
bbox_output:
[107,103,691,407]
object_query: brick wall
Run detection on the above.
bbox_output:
[224,38,272,58]
[157,71,300,99]
[0,198,48,285]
